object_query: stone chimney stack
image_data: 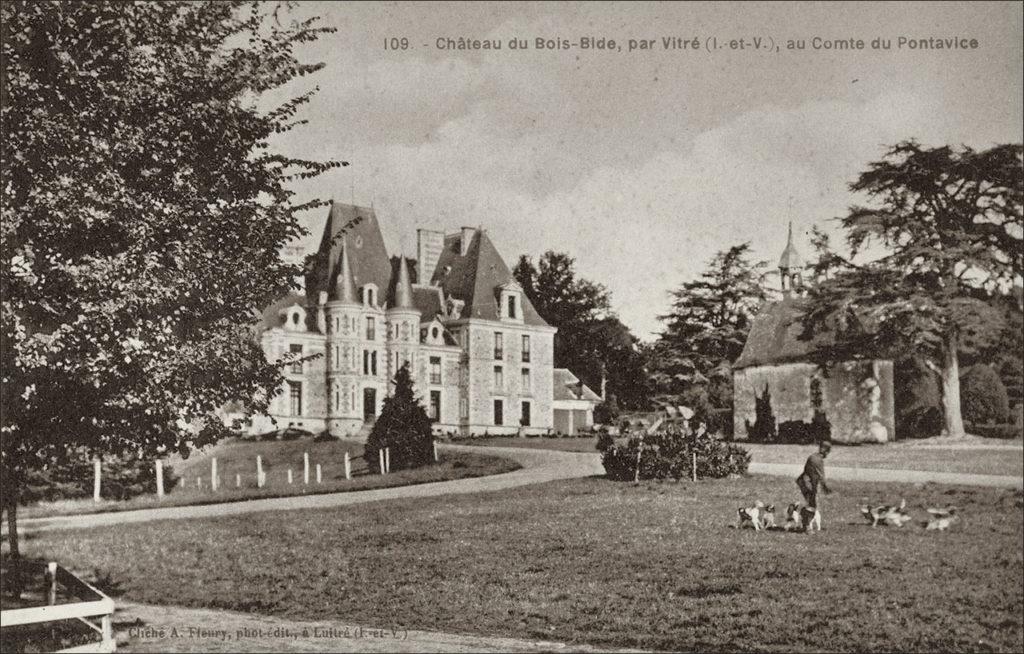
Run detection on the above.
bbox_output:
[416,228,445,285]
[460,226,476,256]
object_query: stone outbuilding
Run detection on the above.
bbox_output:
[552,368,602,435]
[732,225,896,443]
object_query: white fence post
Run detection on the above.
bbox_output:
[344,452,351,480]
[211,457,218,491]
[304,451,310,484]
[433,441,438,462]
[256,455,264,488]
[236,473,241,488]
[47,562,57,606]
[385,447,391,473]
[197,477,202,489]
[379,449,385,475]
[316,463,322,484]
[155,460,165,498]
[287,469,293,484]
[93,459,101,502]
[178,477,185,489]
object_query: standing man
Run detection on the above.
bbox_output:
[796,440,832,508]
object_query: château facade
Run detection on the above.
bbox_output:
[252,202,557,437]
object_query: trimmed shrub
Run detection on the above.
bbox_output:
[21,448,179,504]
[365,363,434,473]
[961,365,1010,425]
[965,422,1022,439]
[598,427,750,481]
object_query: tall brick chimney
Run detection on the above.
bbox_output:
[416,228,445,285]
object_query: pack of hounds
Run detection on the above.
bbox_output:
[735,499,960,532]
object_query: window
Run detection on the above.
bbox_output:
[493,365,503,390]
[371,350,378,376]
[429,390,441,422]
[430,356,442,384]
[460,397,469,420]
[289,344,303,374]
[363,349,370,375]
[521,368,530,392]
[507,295,517,319]
[521,335,531,362]
[366,317,375,340]
[493,399,504,426]
[288,381,302,416]
[494,332,503,359]
[521,401,531,427]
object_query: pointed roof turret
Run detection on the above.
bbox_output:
[334,236,359,304]
[391,255,415,310]
[778,221,803,270]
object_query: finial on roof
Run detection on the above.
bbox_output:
[779,221,803,270]
[392,255,414,309]
[334,236,358,304]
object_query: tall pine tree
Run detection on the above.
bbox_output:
[651,243,768,411]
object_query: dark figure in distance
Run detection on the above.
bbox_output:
[796,440,832,508]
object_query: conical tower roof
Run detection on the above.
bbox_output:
[778,222,803,270]
[391,255,415,310]
[334,237,359,304]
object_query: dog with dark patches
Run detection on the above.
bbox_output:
[760,504,777,530]
[784,502,821,532]
[860,499,911,527]
[737,500,766,530]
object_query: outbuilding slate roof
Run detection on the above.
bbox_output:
[553,368,602,403]
[733,297,834,369]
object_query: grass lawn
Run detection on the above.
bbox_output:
[458,436,1024,476]
[743,443,1024,477]
[20,439,519,519]
[20,476,1023,652]
[455,435,601,453]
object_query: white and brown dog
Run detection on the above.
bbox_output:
[760,504,778,530]
[737,501,767,530]
[784,502,821,532]
[860,499,911,527]
[925,506,959,531]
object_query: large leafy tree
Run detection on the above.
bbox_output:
[651,244,767,410]
[1,1,341,581]
[802,141,1023,437]
[514,251,650,409]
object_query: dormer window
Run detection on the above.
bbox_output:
[281,304,307,332]
[498,281,524,323]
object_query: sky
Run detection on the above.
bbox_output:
[267,1,1024,340]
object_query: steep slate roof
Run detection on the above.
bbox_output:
[259,292,311,331]
[431,230,549,327]
[307,203,394,306]
[734,297,834,369]
[412,284,444,322]
[553,368,602,403]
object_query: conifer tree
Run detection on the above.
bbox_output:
[365,364,434,472]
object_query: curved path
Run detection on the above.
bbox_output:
[19,445,604,534]
[749,461,1023,488]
